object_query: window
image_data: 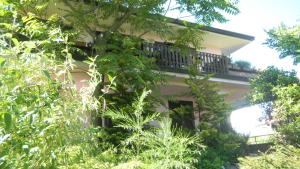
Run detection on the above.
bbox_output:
[168,100,194,129]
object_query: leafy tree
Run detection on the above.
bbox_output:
[0,1,248,168]
[240,23,300,169]
[49,0,241,143]
[0,17,102,168]
[234,60,252,70]
[185,64,247,169]
[266,24,300,64]
[0,1,205,168]
[272,84,300,146]
[3,0,240,100]
[239,85,300,169]
[105,90,203,168]
[57,0,239,106]
[249,66,299,118]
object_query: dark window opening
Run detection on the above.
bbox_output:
[168,100,194,129]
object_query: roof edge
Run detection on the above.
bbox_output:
[168,18,255,41]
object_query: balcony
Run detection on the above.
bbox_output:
[141,42,256,81]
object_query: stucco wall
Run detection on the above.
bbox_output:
[71,71,90,90]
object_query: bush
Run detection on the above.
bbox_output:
[239,145,300,169]
[0,53,101,168]
[197,123,247,169]
[273,84,300,146]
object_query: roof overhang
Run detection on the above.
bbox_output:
[168,18,255,55]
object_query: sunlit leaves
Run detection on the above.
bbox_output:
[249,66,299,118]
[273,84,300,145]
[266,24,300,64]
[175,0,239,24]
[105,90,203,168]
[239,145,300,169]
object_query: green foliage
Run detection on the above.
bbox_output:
[106,90,203,168]
[273,84,300,146]
[197,123,247,169]
[266,24,300,64]
[185,63,247,169]
[0,41,102,169]
[249,66,299,117]
[169,104,195,131]
[96,34,162,109]
[57,0,240,115]
[239,145,300,169]
[0,1,245,168]
[175,0,239,24]
[240,22,300,169]
[0,2,104,168]
[0,2,205,169]
[239,85,300,168]
[0,54,202,168]
[234,60,252,70]
[186,64,229,117]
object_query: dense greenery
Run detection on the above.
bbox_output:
[249,66,299,118]
[0,22,202,169]
[0,54,202,168]
[185,65,247,169]
[0,46,98,168]
[273,84,300,146]
[240,84,300,168]
[266,24,300,64]
[0,0,247,168]
[239,23,300,169]
[239,144,300,169]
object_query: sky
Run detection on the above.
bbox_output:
[230,105,273,136]
[212,0,300,135]
[214,0,300,135]
[167,0,300,136]
[212,0,300,74]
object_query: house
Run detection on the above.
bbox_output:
[48,2,255,128]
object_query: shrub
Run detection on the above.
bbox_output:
[239,145,300,169]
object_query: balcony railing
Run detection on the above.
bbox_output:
[75,41,256,81]
[142,42,229,74]
[141,42,256,81]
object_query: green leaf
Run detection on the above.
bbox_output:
[4,113,12,130]
[42,70,51,79]
[107,74,113,82]
[11,38,19,47]
[0,58,5,67]
[24,41,36,49]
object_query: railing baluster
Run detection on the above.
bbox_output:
[212,54,217,73]
[178,48,182,69]
[205,53,209,72]
[161,44,165,67]
[165,44,170,68]
[175,49,181,69]
[208,53,213,73]
[212,54,216,73]
[172,47,176,69]
[220,55,224,73]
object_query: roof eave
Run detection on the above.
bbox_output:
[168,18,255,41]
